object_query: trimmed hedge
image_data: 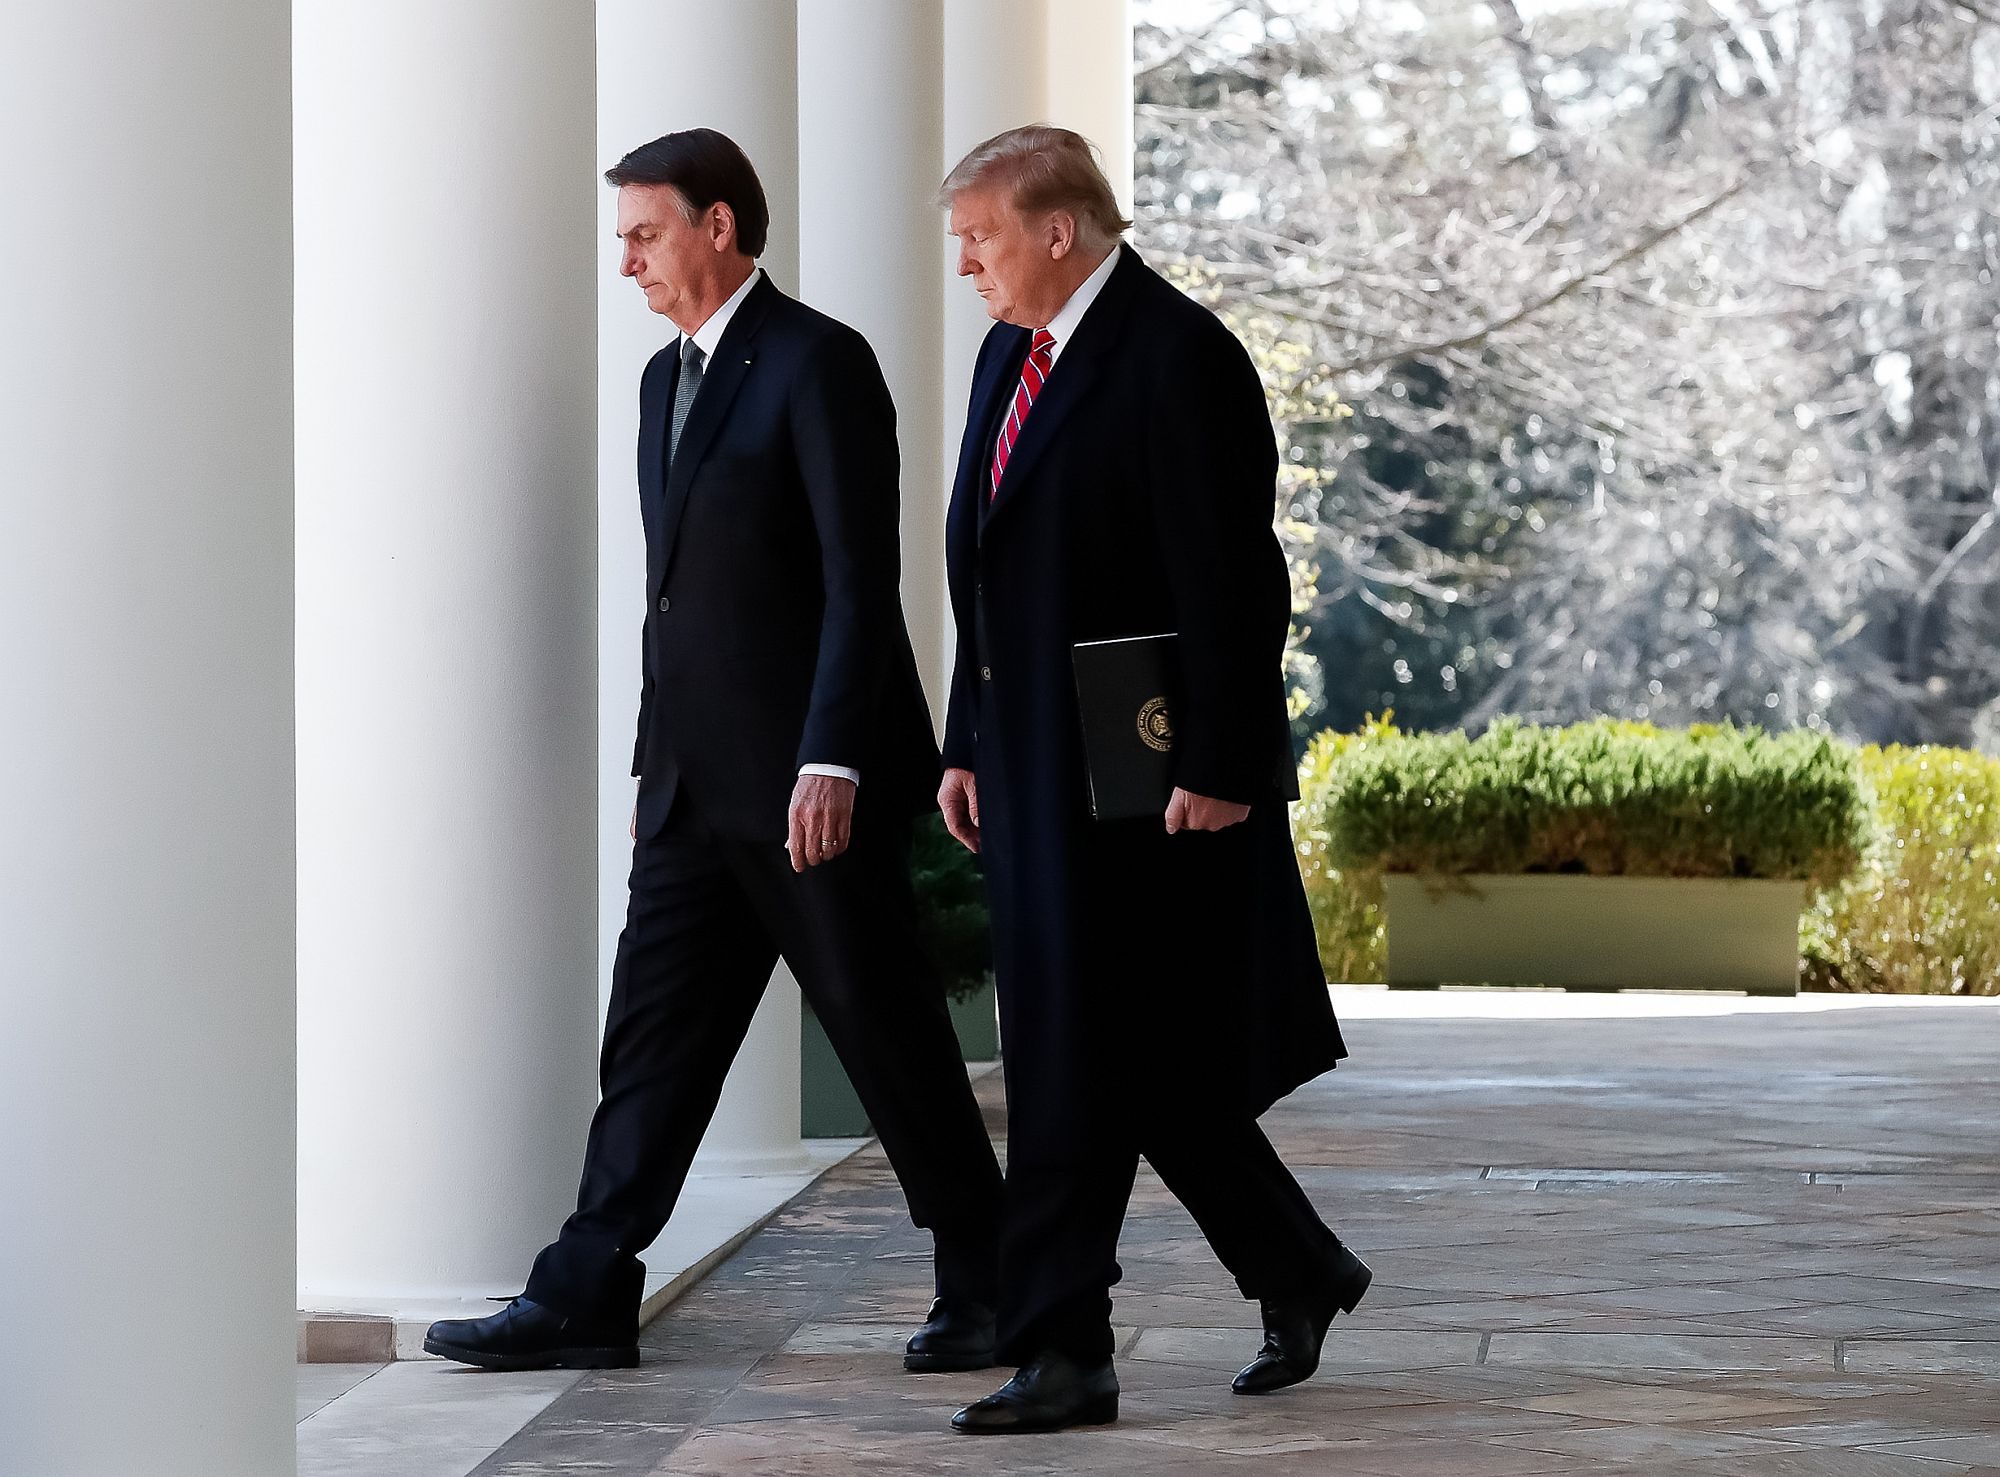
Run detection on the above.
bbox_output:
[1802,745,2000,996]
[1308,717,1870,883]
[1294,725,1390,986]
[1293,720,1998,995]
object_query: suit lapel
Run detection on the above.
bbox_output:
[656,275,778,578]
[981,245,1144,529]
[638,354,674,552]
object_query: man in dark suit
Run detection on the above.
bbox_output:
[425,129,1003,1374]
[934,126,1372,1435]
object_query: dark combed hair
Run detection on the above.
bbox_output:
[605,128,770,259]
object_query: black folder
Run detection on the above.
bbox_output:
[1071,632,1180,820]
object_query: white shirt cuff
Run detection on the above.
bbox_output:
[799,763,860,785]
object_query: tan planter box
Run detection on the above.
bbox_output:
[1384,874,1805,995]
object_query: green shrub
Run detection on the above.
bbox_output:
[1802,745,2000,996]
[910,811,992,1001]
[1307,717,1870,883]
[1294,724,1390,984]
[1291,720,2000,993]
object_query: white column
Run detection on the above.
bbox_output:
[295,1,600,1304]
[934,3,1134,689]
[598,0,808,1171]
[800,0,949,707]
[1046,0,1136,217]
[0,6,294,1474]
[939,1,1050,684]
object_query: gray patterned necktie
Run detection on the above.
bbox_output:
[669,337,705,465]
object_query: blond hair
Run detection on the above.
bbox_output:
[938,124,1131,250]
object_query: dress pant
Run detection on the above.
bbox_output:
[525,795,1004,1327]
[997,1108,1342,1366]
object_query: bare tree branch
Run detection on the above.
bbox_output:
[1310,177,1756,377]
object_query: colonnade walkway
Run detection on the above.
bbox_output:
[301,987,2000,1476]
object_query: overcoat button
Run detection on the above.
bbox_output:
[658,596,671,613]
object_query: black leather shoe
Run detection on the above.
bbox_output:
[1232,1243,1373,1395]
[423,1297,639,1371]
[951,1350,1119,1434]
[904,1297,997,1372]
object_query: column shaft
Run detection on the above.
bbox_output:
[940,1,1050,686]
[800,0,949,708]
[1046,0,1136,215]
[936,1,1135,692]
[294,0,600,1302]
[597,0,808,1169]
[0,5,295,1473]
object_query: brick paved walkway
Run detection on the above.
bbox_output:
[471,990,2000,1476]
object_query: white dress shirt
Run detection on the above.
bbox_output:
[1040,245,1121,366]
[675,267,859,788]
[676,264,762,364]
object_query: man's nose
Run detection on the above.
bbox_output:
[956,245,974,277]
[620,248,639,277]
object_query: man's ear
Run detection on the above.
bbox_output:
[707,202,738,254]
[1046,209,1077,261]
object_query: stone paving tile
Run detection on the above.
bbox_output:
[1734,1412,2000,1449]
[1329,1397,1585,1441]
[1506,1382,1824,1423]
[296,1362,385,1422]
[1130,1324,1483,1372]
[1487,1330,1836,1371]
[1871,1434,2000,1465]
[473,994,2000,1475]
[303,1363,581,1477]
[1847,1339,2000,1375]
[1483,1419,1815,1464]
[1668,1453,1981,1477]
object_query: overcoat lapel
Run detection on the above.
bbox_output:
[949,324,1027,550]
[655,275,778,578]
[981,244,1145,530]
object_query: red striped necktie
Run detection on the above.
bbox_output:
[990,327,1057,500]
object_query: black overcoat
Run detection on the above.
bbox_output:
[941,245,1345,1159]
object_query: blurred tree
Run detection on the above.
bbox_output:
[1136,0,2000,745]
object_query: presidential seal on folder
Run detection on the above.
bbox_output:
[1071,632,1180,820]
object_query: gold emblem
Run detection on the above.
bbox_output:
[1137,696,1173,752]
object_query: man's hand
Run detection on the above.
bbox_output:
[788,773,856,872]
[939,767,981,853]
[1164,787,1250,834]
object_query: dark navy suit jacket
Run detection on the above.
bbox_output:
[632,274,938,841]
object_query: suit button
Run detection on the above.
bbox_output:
[658,596,671,613]
[980,666,992,681]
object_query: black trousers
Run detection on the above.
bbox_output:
[525,797,1004,1327]
[997,1111,1342,1366]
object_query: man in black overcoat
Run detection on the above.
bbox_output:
[934,126,1372,1435]
[424,129,1003,1375]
